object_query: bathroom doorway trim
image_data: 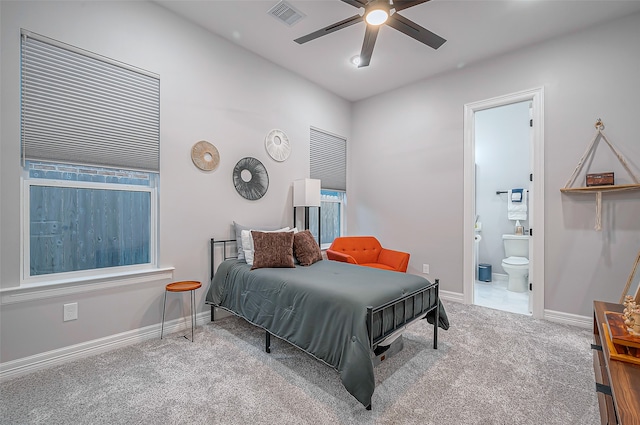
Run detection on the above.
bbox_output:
[463,87,545,319]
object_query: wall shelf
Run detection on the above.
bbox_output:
[560,119,639,230]
[560,183,640,193]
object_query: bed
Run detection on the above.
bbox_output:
[206,238,449,409]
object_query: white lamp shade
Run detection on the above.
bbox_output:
[293,178,321,207]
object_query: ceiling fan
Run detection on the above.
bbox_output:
[294,0,446,68]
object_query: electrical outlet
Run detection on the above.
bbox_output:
[63,302,78,322]
[422,264,429,274]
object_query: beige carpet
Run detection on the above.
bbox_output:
[0,301,599,424]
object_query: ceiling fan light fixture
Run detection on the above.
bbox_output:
[294,0,446,68]
[365,9,388,25]
[365,7,389,26]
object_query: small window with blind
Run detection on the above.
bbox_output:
[20,30,160,284]
[309,127,347,248]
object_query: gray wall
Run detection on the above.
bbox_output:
[349,11,640,316]
[476,101,530,274]
[0,1,350,363]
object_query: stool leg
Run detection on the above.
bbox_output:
[161,290,167,339]
[190,289,195,342]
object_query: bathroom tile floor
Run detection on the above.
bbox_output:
[474,277,531,316]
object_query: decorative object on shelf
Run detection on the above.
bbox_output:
[586,172,614,187]
[560,119,640,230]
[620,248,640,304]
[293,178,321,246]
[233,157,269,200]
[191,140,220,171]
[265,129,291,162]
[514,220,524,236]
[622,296,640,335]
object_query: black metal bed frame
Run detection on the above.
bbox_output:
[367,282,439,351]
[207,238,440,409]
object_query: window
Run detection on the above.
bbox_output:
[24,162,157,281]
[20,30,160,285]
[310,128,347,248]
[309,190,346,249]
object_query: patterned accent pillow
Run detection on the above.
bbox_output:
[251,231,295,270]
[293,230,323,266]
[241,227,290,265]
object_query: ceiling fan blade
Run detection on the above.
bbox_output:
[358,25,380,68]
[392,0,431,12]
[341,0,368,8]
[386,13,446,49]
[294,15,363,44]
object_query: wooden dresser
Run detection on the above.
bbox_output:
[592,301,640,425]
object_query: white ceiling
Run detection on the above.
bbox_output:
[155,0,640,102]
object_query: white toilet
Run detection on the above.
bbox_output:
[501,234,529,292]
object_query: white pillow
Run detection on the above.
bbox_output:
[241,227,290,265]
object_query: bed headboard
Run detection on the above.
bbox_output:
[210,238,237,281]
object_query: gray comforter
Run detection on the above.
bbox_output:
[206,259,449,407]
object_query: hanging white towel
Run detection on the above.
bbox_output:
[507,189,527,220]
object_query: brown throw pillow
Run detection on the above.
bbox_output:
[293,230,323,266]
[251,231,295,270]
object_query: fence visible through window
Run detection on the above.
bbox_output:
[309,189,345,248]
[25,162,156,278]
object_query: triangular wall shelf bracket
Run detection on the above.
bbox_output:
[560,119,640,230]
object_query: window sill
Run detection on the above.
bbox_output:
[0,267,175,305]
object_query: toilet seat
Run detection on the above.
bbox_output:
[502,256,529,267]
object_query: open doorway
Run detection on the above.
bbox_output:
[463,88,545,319]
[475,101,531,315]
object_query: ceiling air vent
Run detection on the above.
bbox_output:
[268,1,306,27]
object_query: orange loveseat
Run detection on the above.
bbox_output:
[326,236,410,273]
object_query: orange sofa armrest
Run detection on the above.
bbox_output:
[378,248,410,272]
[326,249,358,265]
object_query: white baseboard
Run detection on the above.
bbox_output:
[438,290,591,328]
[439,290,464,304]
[543,309,591,329]
[492,273,508,282]
[0,311,211,382]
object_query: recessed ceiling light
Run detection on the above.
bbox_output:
[350,55,361,67]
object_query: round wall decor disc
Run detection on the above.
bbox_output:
[233,157,269,200]
[191,141,220,171]
[265,129,291,162]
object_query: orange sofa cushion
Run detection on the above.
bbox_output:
[326,236,410,273]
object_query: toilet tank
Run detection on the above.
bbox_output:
[502,234,529,258]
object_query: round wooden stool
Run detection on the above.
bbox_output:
[160,281,201,342]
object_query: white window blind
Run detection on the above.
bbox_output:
[21,30,160,172]
[310,127,346,191]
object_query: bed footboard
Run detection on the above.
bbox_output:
[367,278,440,351]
